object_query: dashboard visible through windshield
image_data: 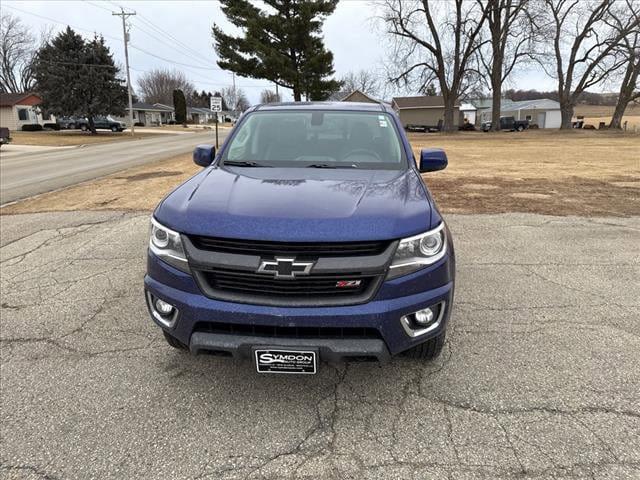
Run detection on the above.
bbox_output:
[221,110,407,170]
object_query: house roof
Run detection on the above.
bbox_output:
[470,98,560,111]
[132,102,174,111]
[483,98,561,112]
[460,103,476,111]
[0,92,42,107]
[392,96,459,109]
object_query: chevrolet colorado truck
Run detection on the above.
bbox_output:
[144,102,455,374]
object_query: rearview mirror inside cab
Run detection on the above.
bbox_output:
[419,148,448,173]
[193,145,216,167]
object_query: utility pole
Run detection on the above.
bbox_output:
[113,8,136,136]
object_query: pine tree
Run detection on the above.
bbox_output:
[33,27,127,134]
[212,0,340,101]
[173,89,187,125]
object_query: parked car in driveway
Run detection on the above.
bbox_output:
[144,101,456,375]
[77,116,126,132]
[482,116,529,132]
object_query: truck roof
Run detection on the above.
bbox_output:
[252,101,390,113]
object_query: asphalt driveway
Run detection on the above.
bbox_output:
[1,211,638,479]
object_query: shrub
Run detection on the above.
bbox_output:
[21,124,43,131]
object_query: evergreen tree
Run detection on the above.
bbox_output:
[173,89,187,124]
[212,0,340,101]
[33,27,127,133]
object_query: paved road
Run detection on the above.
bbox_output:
[1,212,639,479]
[0,130,226,204]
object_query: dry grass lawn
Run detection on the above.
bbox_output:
[574,104,640,130]
[9,130,166,147]
[2,129,638,217]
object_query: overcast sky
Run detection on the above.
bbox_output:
[4,0,560,104]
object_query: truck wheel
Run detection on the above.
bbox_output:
[517,125,524,132]
[163,331,187,350]
[111,126,118,132]
[403,333,445,360]
[80,124,88,132]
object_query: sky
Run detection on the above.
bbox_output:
[3,0,560,104]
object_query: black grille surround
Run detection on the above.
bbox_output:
[184,235,398,307]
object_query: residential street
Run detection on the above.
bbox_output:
[0,130,226,204]
[1,211,638,479]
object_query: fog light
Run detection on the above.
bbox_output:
[414,307,434,325]
[155,299,174,315]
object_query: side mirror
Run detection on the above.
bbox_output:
[193,144,216,167]
[419,148,448,173]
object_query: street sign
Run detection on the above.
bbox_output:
[210,96,223,112]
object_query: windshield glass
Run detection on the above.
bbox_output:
[220,110,406,169]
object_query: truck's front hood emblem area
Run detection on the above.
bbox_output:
[257,257,315,279]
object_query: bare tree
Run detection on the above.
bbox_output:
[137,68,195,106]
[339,70,381,96]
[480,0,534,130]
[608,0,640,129]
[260,89,281,104]
[221,86,250,113]
[382,0,491,132]
[0,13,44,93]
[537,0,640,129]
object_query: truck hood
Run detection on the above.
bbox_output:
[155,166,435,242]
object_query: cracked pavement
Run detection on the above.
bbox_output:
[1,211,638,479]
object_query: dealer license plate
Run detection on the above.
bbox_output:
[254,348,317,375]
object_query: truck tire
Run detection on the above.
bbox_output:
[80,124,88,132]
[516,125,524,132]
[111,126,119,132]
[403,333,445,360]
[163,331,187,350]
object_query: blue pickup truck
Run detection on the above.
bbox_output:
[144,102,455,374]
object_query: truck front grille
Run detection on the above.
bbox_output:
[190,236,389,257]
[202,269,373,298]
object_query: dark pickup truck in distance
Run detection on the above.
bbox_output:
[144,102,455,375]
[482,116,529,132]
[77,117,126,132]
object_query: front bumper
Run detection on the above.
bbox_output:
[144,250,454,360]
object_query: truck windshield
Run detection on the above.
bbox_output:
[221,110,406,170]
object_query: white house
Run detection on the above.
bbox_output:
[478,98,562,128]
[0,92,55,130]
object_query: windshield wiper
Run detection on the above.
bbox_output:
[223,160,271,167]
[306,163,358,169]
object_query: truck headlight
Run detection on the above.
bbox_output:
[149,217,190,273]
[387,223,446,279]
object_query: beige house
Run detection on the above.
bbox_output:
[392,96,460,129]
[0,92,54,130]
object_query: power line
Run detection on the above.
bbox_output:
[129,20,218,68]
[128,44,221,70]
[136,13,215,65]
[3,4,122,43]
